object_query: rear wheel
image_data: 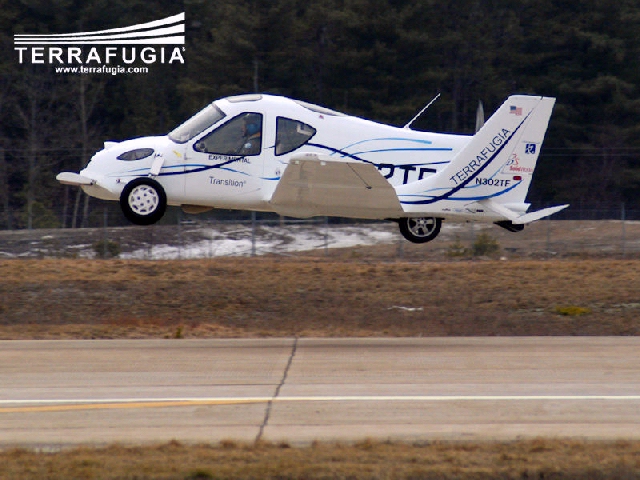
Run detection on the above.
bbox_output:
[120,177,167,225]
[398,217,442,243]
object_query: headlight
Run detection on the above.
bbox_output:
[117,148,154,161]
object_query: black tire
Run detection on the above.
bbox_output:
[119,177,167,225]
[398,217,442,243]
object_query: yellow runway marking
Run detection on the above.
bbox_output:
[0,399,267,413]
[2,395,640,413]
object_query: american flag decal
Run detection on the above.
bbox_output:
[509,105,522,116]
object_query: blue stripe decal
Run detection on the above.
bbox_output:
[113,139,452,182]
[350,147,453,155]
[399,180,521,202]
[113,156,254,179]
[306,143,370,163]
[399,113,530,205]
[325,138,452,158]
[341,137,435,150]
[306,143,449,169]
[160,156,252,177]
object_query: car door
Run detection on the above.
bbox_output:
[184,112,265,208]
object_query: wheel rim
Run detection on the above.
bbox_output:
[407,218,437,238]
[128,184,160,216]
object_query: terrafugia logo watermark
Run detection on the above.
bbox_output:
[14,12,185,75]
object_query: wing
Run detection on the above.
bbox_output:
[270,153,403,219]
[56,172,95,186]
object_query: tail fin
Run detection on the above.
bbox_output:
[397,95,555,210]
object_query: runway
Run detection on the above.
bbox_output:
[1,338,639,446]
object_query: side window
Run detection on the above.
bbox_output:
[276,117,316,156]
[194,113,263,156]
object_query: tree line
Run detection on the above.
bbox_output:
[1,0,639,229]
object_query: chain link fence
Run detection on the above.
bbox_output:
[1,203,639,261]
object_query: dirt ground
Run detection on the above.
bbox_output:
[0,255,638,339]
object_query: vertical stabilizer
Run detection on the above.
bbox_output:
[396,95,555,210]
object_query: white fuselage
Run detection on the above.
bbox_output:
[79,94,470,214]
[60,93,566,241]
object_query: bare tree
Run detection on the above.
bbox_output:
[0,147,9,230]
[13,69,72,229]
[0,77,11,229]
[70,74,105,228]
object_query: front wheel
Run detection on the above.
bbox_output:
[120,177,167,225]
[398,217,442,243]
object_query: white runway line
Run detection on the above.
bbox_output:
[3,394,640,406]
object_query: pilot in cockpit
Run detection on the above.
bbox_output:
[240,114,262,155]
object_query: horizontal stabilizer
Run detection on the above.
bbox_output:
[56,172,95,186]
[270,153,403,219]
[479,199,568,224]
[513,204,569,224]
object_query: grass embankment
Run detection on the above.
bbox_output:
[0,258,638,338]
[1,439,639,479]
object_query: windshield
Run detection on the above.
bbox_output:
[168,103,226,143]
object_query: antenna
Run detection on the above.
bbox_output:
[475,100,485,133]
[403,93,440,129]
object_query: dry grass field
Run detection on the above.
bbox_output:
[0,256,638,339]
[1,439,640,479]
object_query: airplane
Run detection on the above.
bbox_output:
[57,93,568,243]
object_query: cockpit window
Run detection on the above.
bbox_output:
[168,104,226,144]
[226,94,263,103]
[275,117,316,156]
[194,113,263,156]
[294,100,345,117]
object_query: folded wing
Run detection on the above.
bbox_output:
[270,153,403,219]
